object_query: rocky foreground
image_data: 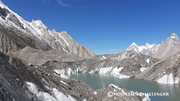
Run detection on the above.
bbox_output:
[0,52,149,101]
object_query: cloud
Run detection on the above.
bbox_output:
[58,0,70,7]
[109,49,117,51]
[43,0,51,3]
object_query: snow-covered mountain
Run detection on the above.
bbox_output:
[126,42,160,57]
[0,1,95,58]
[126,33,180,59]
[153,33,180,59]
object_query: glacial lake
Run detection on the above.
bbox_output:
[69,73,180,101]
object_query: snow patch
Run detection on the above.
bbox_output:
[156,73,175,84]
[60,81,68,85]
[110,67,131,79]
[52,88,76,101]
[59,34,69,46]
[63,48,69,53]
[102,55,106,60]
[99,67,113,74]
[142,94,151,101]
[118,74,131,79]
[89,70,94,74]
[109,84,122,90]
[67,68,74,75]
[171,36,176,39]
[54,69,69,79]
[93,91,97,95]
[111,67,124,75]
[146,59,150,64]
[140,67,147,72]
[109,84,119,89]
[26,82,57,101]
[26,82,76,101]
[175,77,179,84]
[26,82,38,94]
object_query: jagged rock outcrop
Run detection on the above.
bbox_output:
[153,33,180,59]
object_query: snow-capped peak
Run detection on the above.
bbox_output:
[32,20,43,27]
[126,42,139,52]
[171,33,178,39]
[131,42,138,46]
[31,20,47,29]
[145,43,152,48]
[126,42,160,57]
[166,33,180,44]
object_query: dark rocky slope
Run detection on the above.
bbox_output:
[137,52,180,84]
[0,52,146,101]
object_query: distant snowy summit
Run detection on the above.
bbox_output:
[126,33,180,59]
[126,42,160,57]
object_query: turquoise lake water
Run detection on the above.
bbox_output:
[69,73,180,101]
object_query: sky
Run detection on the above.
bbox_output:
[1,0,180,55]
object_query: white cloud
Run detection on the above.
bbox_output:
[43,0,51,3]
[109,49,117,51]
[58,0,70,7]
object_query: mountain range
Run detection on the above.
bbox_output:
[126,42,160,57]
[0,0,180,101]
[126,33,180,59]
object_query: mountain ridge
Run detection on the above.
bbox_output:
[126,42,160,57]
[0,1,95,58]
[126,33,180,59]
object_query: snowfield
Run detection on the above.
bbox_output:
[26,82,76,101]
[140,67,147,72]
[156,73,179,84]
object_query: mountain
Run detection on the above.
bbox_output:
[0,2,148,100]
[126,33,180,59]
[42,50,159,79]
[0,51,147,101]
[153,33,180,59]
[137,51,180,84]
[30,20,95,57]
[0,1,95,58]
[126,42,160,57]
